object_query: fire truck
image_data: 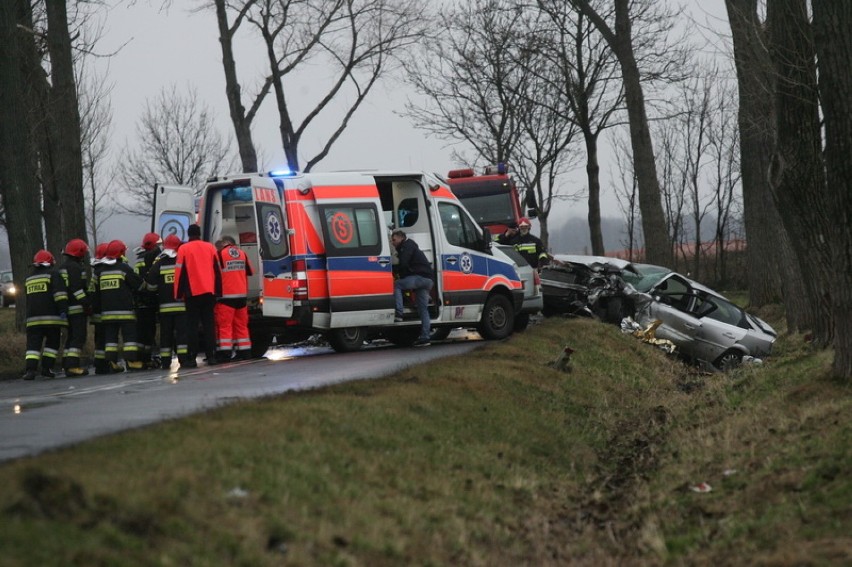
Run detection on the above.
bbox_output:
[152,170,526,355]
[445,163,537,238]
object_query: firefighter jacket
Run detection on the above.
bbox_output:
[25,265,68,328]
[144,252,185,314]
[393,238,433,279]
[59,255,90,316]
[95,260,144,322]
[218,244,253,308]
[497,232,548,268]
[134,247,161,309]
[174,239,222,299]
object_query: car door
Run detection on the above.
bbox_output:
[693,296,748,362]
[646,274,702,352]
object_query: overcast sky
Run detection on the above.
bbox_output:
[0,0,731,265]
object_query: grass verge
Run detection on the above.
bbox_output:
[0,316,849,566]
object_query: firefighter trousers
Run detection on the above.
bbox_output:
[25,326,62,372]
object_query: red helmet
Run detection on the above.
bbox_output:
[33,249,55,266]
[163,234,182,251]
[518,217,531,228]
[63,238,89,259]
[94,242,109,260]
[141,232,162,251]
[105,239,127,260]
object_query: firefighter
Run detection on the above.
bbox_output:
[215,235,253,361]
[23,250,68,380]
[175,224,221,367]
[59,238,91,376]
[100,240,145,372]
[497,217,549,269]
[144,234,189,369]
[88,242,111,374]
[134,232,162,368]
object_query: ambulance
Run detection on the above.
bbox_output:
[152,170,526,354]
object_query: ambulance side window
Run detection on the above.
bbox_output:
[319,205,382,256]
[439,202,480,250]
[397,198,419,228]
[256,203,288,260]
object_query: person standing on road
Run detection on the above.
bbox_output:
[88,242,111,374]
[497,217,549,269]
[133,232,162,368]
[23,250,68,380]
[174,224,221,367]
[215,235,253,361]
[144,234,189,369]
[391,229,433,347]
[58,238,91,377]
[99,240,145,372]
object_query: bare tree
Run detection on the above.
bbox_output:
[725,0,805,325]
[812,0,852,379]
[0,0,48,330]
[610,131,640,259]
[535,0,623,255]
[766,0,833,347]
[207,0,426,173]
[78,62,115,246]
[569,0,675,266]
[117,84,234,214]
[404,0,579,249]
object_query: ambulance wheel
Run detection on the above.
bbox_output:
[386,328,420,347]
[327,327,366,353]
[478,294,514,340]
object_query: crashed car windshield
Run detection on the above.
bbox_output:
[620,263,672,292]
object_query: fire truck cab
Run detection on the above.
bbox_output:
[445,163,537,239]
[152,170,525,354]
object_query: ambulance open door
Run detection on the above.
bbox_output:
[152,184,196,242]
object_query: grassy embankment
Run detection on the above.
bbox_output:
[0,308,849,565]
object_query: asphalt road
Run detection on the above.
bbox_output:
[0,335,483,463]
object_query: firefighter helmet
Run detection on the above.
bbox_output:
[141,232,162,251]
[94,242,109,260]
[163,234,182,251]
[33,249,55,266]
[518,217,531,228]
[63,238,89,259]
[105,239,127,260]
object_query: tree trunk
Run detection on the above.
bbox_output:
[767,0,833,347]
[0,0,48,331]
[44,0,87,244]
[724,0,808,323]
[214,0,259,173]
[812,0,852,379]
[583,130,605,255]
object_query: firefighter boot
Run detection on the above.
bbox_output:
[22,370,37,381]
[94,359,110,375]
[65,367,89,377]
[109,361,125,373]
[41,366,56,379]
[127,360,145,371]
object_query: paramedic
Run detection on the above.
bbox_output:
[391,229,433,347]
[215,235,253,361]
[175,224,221,367]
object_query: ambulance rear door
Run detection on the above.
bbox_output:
[310,180,394,327]
[152,184,196,242]
[252,179,293,318]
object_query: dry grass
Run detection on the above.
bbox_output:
[0,315,849,566]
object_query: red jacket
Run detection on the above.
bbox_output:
[174,239,222,299]
[218,244,253,300]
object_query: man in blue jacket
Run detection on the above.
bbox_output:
[391,229,433,347]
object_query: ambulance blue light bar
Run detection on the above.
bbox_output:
[268,168,298,177]
[484,163,511,175]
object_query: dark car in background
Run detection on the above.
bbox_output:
[0,270,16,307]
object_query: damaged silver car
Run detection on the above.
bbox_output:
[625,272,777,371]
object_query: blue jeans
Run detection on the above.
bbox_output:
[394,275,433,340]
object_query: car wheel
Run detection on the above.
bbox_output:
[513,312,530,332]
[327,327,366,353]
[430,327,452,341]
[477,294,514,340]
[715,349,743,372]
[249,329,273,358]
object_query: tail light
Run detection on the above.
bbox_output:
[292,259,308,300]
[533,270,541,293]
